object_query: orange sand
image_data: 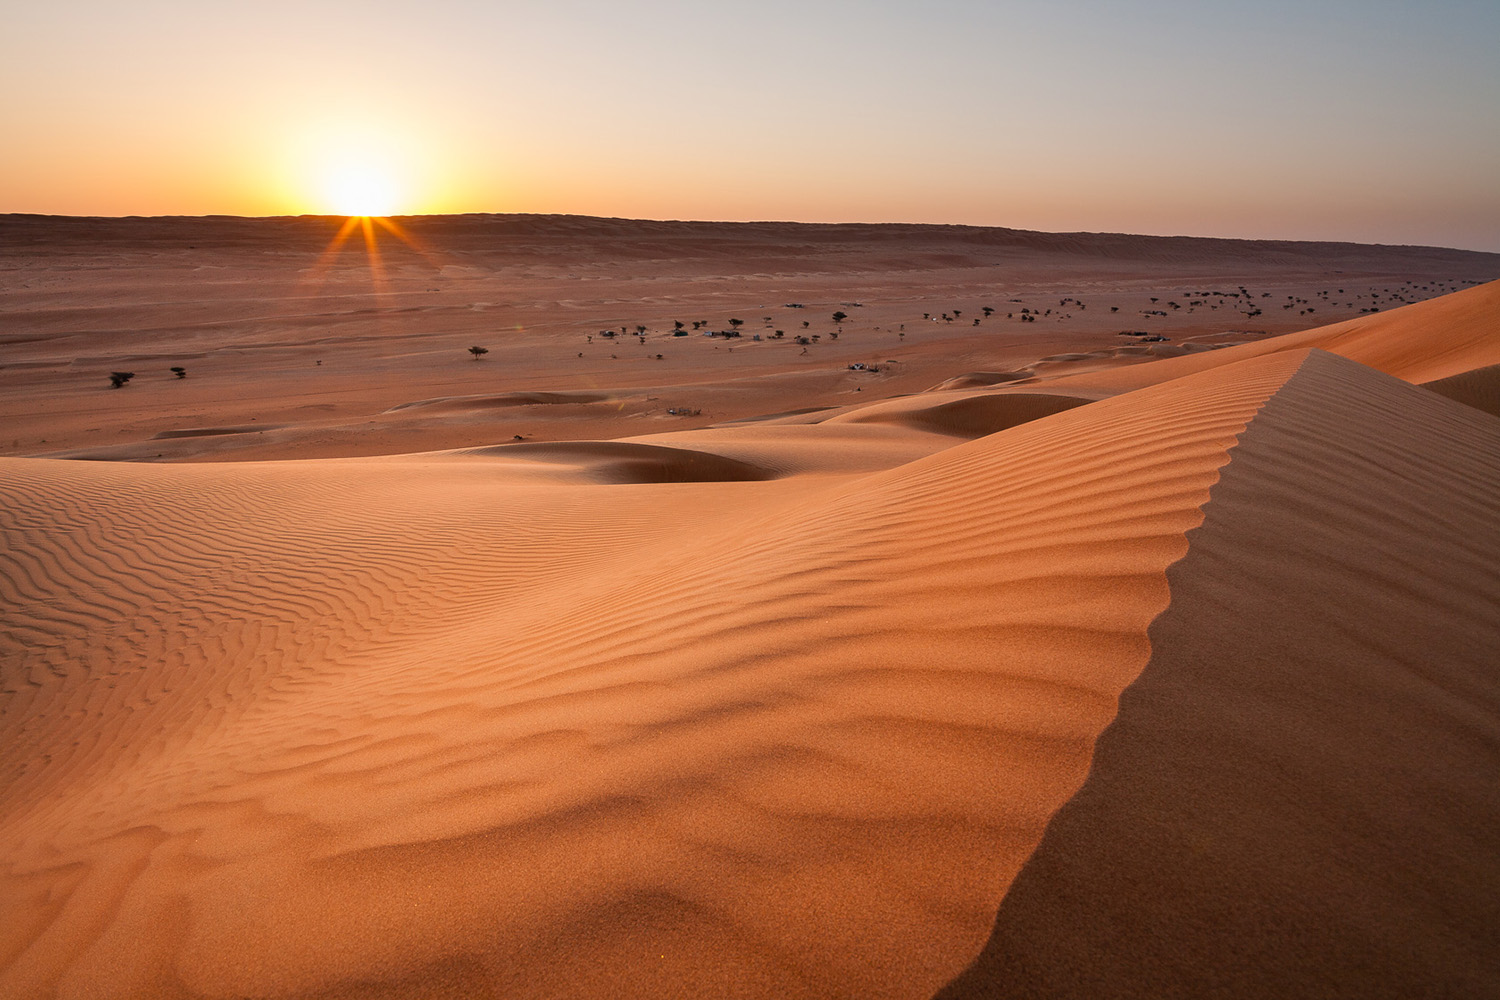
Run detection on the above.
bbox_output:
[1,216,1497,999]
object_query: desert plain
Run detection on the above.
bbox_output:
[2,214,1499,999]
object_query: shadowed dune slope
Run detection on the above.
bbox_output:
[823,392,1094,439]
[615,424,961,478]
[936,349,1500,1000]
[929,373,1031,392]
[0,353,1306,1000]
[1423,362,1500,418]
[458,439,779,483]
[388,390,615,413]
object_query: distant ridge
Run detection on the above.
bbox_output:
[4,212,1499,265]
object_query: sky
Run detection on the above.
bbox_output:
[3,0,1498,250]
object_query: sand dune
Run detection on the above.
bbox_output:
[1035,277,1500,393]
[938,350,1500,999]
[1423,362,1500,418]
[822,391,1093,439]
[459,439,779,483]
[2,220,1497,998]
[3,349,1305,998]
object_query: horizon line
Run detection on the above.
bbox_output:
[4,211,1499,257]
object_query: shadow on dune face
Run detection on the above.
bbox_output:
[830,392,1093,439]
[934,352,1500,1000]
[386,390,615,413]
[1422,362,1500,419]
[462,440,779,484]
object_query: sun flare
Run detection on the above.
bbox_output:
[321,160,399,218]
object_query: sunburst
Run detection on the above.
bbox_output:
[299,212,444,310]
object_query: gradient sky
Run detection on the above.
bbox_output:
[4,0,1498,249]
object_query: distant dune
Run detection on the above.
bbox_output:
[1,219,1497,998]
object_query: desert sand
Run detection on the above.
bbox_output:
[1,215,1497,999]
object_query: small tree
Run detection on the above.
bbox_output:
[109,371,135,388]
[728,318,744,330]
[673,320,684,331]
[468,346,489,360]
[170,366,187,379]
[832,310,847,325]
[982,306,994,318]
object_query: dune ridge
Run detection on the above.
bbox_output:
[1036,277,1500,393]
[0,350,1308,999]
[936,349,1500,998]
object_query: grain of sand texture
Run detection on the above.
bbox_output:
[2,216,1498,998]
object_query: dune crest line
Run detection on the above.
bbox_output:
[937,349,1500,999]
[0,352,1311,998]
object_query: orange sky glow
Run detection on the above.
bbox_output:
[3,0,1498,250]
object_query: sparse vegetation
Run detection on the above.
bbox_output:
[468,346,489,360]
[109,371,135,388]
[170,366,186,379]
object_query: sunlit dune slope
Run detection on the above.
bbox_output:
[0,351,1306,999]
[937,350,1500,999]
[1037,276,1500,393]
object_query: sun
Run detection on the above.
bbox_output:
[321,159,400,217]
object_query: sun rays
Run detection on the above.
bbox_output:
[299,214,441,305]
